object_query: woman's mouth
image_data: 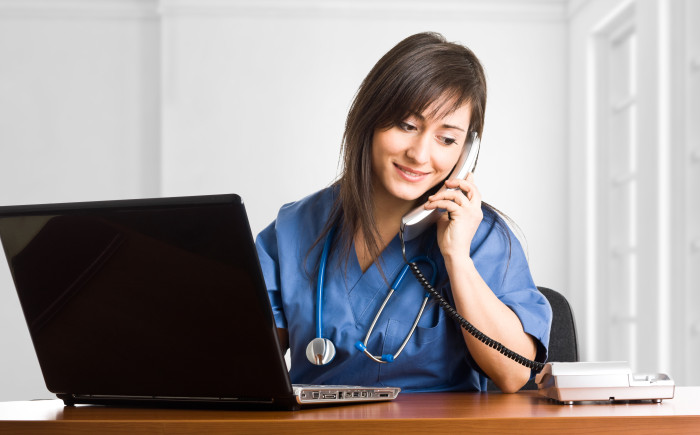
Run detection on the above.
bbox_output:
[394,163,429,181]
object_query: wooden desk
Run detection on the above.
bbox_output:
[1,387,698,435]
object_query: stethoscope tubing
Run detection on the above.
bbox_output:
[315,226,336,339]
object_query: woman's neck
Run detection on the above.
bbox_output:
[354,187,417,272]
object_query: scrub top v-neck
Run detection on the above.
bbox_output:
[255,186,551,392]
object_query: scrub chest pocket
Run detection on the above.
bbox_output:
[378,302,469,390]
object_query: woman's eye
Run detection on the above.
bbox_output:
[399,122,417,132]
[439,136,457,145]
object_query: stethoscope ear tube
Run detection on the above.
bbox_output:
[354,257,437,364]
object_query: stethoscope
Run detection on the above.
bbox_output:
[305,227,437,365]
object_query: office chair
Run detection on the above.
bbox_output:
[487,286,579,391]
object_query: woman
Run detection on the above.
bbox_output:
[256,32,551,393]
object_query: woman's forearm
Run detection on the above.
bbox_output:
[444,255,537,393]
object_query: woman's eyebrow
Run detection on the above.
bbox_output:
[409,112,467,132]
[442,123,466,132]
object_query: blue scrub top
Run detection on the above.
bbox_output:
[255,186,551,392]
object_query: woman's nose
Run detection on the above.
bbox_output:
[405,133,431,163]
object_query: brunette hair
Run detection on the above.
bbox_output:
[312,32,493,275]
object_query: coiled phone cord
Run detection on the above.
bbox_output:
[406,260,545,372]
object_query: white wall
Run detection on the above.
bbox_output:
[0,0,568,401]
[0,0,161,401]
[159,0,569,289]
[567,0,699,385]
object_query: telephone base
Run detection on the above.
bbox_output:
[535,362,675,405]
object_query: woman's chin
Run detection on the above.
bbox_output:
[387,188,426,204]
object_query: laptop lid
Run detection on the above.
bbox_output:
[0,194,299,409]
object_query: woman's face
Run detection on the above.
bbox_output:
[371,101,472,206]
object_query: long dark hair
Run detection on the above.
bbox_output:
[311,32,503,276]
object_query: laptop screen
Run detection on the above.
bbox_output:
[0,195,293,403]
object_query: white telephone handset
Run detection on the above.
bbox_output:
[400,131,480,242]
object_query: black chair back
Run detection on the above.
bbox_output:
[487,286,579,391]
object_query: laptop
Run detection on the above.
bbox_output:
[0,194,400,410]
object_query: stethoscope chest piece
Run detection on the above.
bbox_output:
[306,337,336,365]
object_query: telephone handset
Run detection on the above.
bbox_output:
[397,132,545,372]
[400,131,481,242]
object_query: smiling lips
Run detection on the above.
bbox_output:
[394,162,429,181]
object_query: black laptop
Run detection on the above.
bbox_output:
[0,194,399,410]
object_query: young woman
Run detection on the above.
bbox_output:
[255,32,552,393]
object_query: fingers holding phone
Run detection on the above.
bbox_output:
[425,172,483,260]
